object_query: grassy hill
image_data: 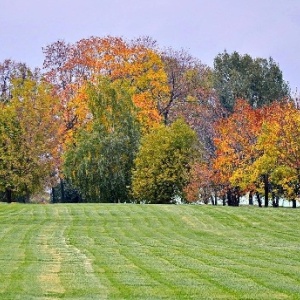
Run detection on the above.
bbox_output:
[0,203,299,299]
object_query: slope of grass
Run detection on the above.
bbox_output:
[0,203,299,299]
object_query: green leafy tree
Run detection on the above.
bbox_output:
[213,51,290,111]
[63,78,140,202]
[131,119,199,204]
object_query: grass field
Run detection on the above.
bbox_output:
[0,203,299,299]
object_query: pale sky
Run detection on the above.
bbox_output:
[1,0,299,92]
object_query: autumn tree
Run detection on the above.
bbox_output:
[171,94,225,204]
[253,102,300,208]
[213,51,290,111]
[213,99,265,206]
[0,78,60,202]
[0,103,22,202]
[43,36,169,138]
[184,161,221,204]
[0,59,39,103]
[212,99,300,207]
[131,119,199,204]
[63,77,140,202]
[160,48,212,124]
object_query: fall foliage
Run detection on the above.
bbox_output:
[1,36,297,206]
[0,78,60,202]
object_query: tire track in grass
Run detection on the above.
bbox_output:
[51,204,300,299]
[66,205,119,297]
[36,206,108,299]
[38,226,65,296]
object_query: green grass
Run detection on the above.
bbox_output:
[0,204,299,299]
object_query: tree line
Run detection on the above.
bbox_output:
[1,35,297,206]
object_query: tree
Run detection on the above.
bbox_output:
[43,36,169,137]
[0,78,60,202]
[160,48,211,124]
[159,50,224,204]
[253,102,300,208]
[0,59,39,103]
[51,179,82,203]
[213,51,290,111]
[213,99,265,206]
[171,95,225,205]
[212,99,300,207]
[131,119,199,204]
[63,78,140,202]
[0,103,22,202]
[184,161,220,204]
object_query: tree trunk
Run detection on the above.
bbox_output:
[292,199,297,208]
[5,188,12,203]
[232,193,237,206]
[222,194,226,206]
[214,190,218,206]
[51,187,55,203]
[163,111,169,125]
[25,192,30,203]
[272,192,278,207]
[264,174,269,207]
[256,192,262,207]
[24,186,30,203]
[249,190,253,205]
[237,194,240,206]
[235,188,240,206]
[60,178,65,203]
[227,189,232,206]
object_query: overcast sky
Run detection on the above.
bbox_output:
[1,0,299,92]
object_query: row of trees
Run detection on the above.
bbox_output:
[0,35,296,206]
[186,100,300,208]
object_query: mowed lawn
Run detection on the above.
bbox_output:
[0,204,299,299]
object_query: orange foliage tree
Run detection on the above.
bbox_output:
[213,99,265,206]
[253,101,300,208]
[43,36,169,144]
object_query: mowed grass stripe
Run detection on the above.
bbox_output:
[0,203,299,299]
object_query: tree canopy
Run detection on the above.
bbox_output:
[131,119,198,204]
[213,51,290,111]
[0,78,60,202]
[1,36,299,207]
[63,77,140,203]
